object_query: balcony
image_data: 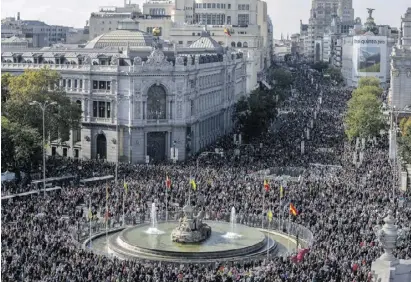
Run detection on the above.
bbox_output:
[89,117,113,123]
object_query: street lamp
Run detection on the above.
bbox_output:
[29,100,57,196]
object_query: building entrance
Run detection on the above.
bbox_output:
[96,134,107,159]
[147,132,166,161]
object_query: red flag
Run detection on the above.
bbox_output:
[289,203,298,216]
[263,179,270,192]
[166,175,171,189]
[224,27,231,37]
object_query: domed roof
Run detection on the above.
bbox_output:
[189,29,223,52]
[85,19,154,49]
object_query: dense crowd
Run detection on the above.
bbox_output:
[1,65,411,282]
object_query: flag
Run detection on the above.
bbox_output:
[88,207,93,220]
[190,178,197,191]
[267,210,273,222]
[44,143,49,149]
[123,181,128,194]
[290,203,298,216]
[166,175,171,189]
[224,27,231,36]
[106,185,109,200]
[104,210,110,222]
[264,179,270,192]
[280,185,284,198]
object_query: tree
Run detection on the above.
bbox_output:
[311,62,329,72]
[352,85,383,99]
[344,92,385,141]
[3,68,82,143]
[325,67,344,85]
[358,77,381,89]
[2,68,82,172]
[400,117,411,136]
[1,117,42,172]
[268,68,294,89]
[233,89,277,141]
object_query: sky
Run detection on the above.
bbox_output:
[1,0,410,39]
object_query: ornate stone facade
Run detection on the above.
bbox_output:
[1,30,246,163]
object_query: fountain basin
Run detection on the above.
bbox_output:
[106,221,276,262]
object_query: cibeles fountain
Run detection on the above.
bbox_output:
[88,203,278,263]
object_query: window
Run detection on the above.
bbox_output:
[228,4,231,9]
[212,3,216,8]
[237,42,242,47]
[179,41,183,44]
[202,3,206,8]
[192,32,195,36]
[74,149,79,159]
[52,147,57,156]
[93,81,98,89]
[238,14,249,25]
[92,80,111,91]
[93,101,111,118]
[231,42,236,47]
[243,42,248,48]
[207,3,211,8]
[217,3,220,8]
[63,148,67,157]
[74,79,78,88]
[227,16,231,24]
[68,79,72,88]
[63,79,66,87]
[79,80,83,89]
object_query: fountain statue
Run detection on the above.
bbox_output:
[145,202,165,235]
[171,204,211,243]
[222,207,242,239]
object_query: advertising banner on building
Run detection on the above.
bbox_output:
[352,35,387,84]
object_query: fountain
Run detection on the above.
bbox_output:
[145,202,165,235]
[222,207,242,239]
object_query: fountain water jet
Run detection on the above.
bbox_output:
[145,202,165,235]
[222,207,242,239]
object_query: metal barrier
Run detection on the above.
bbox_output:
[74,211,314,251]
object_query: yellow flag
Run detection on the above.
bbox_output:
[88,207,93,220]
[267,210,273,222]
[106,185,109,200]
[280,185,284,198]
[44,143,49,149]
[190,179,197,191]
[123,181,128,194]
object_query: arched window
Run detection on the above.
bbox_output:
[147,85,167,119]
[231,42,236,47]
[243,42,248,48]
[237,42,242,48]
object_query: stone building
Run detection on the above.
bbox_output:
[389,8,411,110]
[1,20,246,163]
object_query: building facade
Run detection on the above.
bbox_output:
[87,0,272,93]
[1,14,71,47]
[389,8,411,110]
[1,21,246,163]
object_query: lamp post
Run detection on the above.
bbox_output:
[29,100,57,197]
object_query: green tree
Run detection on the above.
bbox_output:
[3,68,82,143]
[344,92,385,141]
[268,68,294,89]
[352,85,383,99]
[233,89,277,141]
[2,68,82,172]
[311,61,329,72]
[358,77,381,89]
[1,117,42,172]
[325,67,344,85]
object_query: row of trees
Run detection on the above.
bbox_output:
[311,61,344,85]
[344,77,386,141]
[233,68,294,141]
[1,69,82,173]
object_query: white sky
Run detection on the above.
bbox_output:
[1,0,410,38]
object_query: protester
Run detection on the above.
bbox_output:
[2,64,410,282]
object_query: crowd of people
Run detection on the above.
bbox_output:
[1,64,411,282]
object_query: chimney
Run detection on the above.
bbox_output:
[17,12,20,21]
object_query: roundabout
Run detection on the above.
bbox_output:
[85,204,280,263]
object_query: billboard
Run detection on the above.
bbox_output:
[352,35,387,85]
